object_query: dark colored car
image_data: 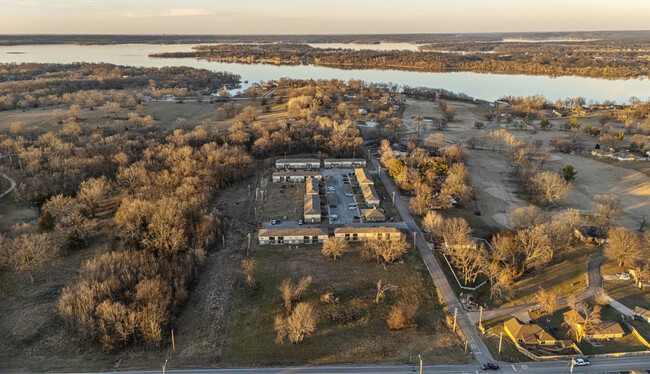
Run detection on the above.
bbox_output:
[481,362,499,370]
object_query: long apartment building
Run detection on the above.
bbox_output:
[334,227,402,242]
[276,158,321,169]
[258,228,328,245]
[272,171,322,183]
[324,158,367,168]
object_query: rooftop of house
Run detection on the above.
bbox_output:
[273,171,322,177]
[504,317,556,345]
[324,158,366,163]
[306,177,319,194]
[634,306,650,319]
[334,226,401,235]
[361,183,379,201]
[304,194,321,215]
[276,158,321,164]
[259,227,328,238]
[355,168,374,185]
[364,207,385,219]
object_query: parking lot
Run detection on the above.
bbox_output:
[322,169,360,225]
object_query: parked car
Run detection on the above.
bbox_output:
[481,362,499,370]
[271,219,278,225]
[298,220,303,225]
[617,272,631,280]
[572,358,589,366]
[330,214,338,219]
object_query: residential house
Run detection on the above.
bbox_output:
[573,226,605,245]
[306,177,319,195]
[334,227,403,242]
[355,168,374,186]
[361,183,380,207]
[563,310,624,340]
[611,152,636,161]
[276,158,321,169]
[272,171,322,183]
[504,317,557,346]
[304,194,321,223]
[364,207,386,222]
[324,158,367,168]
[428,194,455,210]
[258,228,328,245]
[634,307,650,323]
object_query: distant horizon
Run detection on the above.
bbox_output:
[3,0,650,34]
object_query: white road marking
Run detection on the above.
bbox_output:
[521,364,529,369]
[511,364,517,371]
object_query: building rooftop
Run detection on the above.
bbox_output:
[276,158,321,164]
[334,226,401,235]
[355,168,374,185]
[504,317,555,345]
[306,177,319,194]
[259,227,327,238]
[364,207,385,220]
[273,171,322,177]
[361,183,379,201]
[634,306,650,319]
[304,194,321,215]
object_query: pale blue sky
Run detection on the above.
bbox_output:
[1,0,649,34]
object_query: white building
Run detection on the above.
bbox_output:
[304,194,321,223]
[258,228,328,245]
[276,158,321,169]
[272,171,322,183]
[324,158,367,168]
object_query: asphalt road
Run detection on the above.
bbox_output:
[69,356,650,374]
[363,144,495,363]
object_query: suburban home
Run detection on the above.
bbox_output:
[591,149,613,158]
[275,158,321,169]
[334,227,403,242]
[364,207,386,222]
[634,307,650,323]
[361,183,380,206]
[305,177,319,195]
[258,228,328,245]
[324,158,367,168]
[504,317,557,346]
[355,168,374,186]
[304,194,321,223]
[611,152,637,161]
[573,226,605,245]
[563,310,624,340]
[428,194,455,210]
[272,171,322,183]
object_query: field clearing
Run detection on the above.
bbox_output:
[259,180,304,223]
[401,99,487,144]
[221,244,471,367]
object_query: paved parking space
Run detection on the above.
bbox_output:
[322,169,360,225]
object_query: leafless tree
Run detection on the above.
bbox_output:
[528,171,572,205]
[509,205,546,230]
[278,276,312,314]
[375,280,397,304]
[241,258,258,292]
[592,194,624,236]
[387,301,417,330]
[322,238,348,259]
[604,227,641,267]
[274,302,317,344]
[535,288,559,315]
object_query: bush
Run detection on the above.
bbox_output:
[387,302,417,330]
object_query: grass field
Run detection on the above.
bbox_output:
[602,259,650,311]
[220,243,471,366]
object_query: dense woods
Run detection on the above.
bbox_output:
[152,40,650,79]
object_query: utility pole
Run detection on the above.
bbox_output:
[418,354,422,374]
[247,233,251,255]
[453,308,457,332]
[392,191,396,203]
[171,330,175,353]
[479,306,483,333]
[464,340,468,353]
[412,231,417,250]
[498,332,503,355]
[162,359,168,374]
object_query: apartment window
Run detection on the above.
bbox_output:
[278,236,284,244]
[269,237,275,244]
[386,233,391,240]
[345,233,350,241]
[304,236,310,244]
[352,233,358,241]
[312,235,319,244]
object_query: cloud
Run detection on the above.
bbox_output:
[122,8,215,18]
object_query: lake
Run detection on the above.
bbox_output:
[1,43,648,103]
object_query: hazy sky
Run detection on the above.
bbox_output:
[1,0,649,34]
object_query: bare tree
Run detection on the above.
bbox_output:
[5,233,57,282]
[375,280,397,304]
[517,224,552,271]
[274,302,316,344]
[592,194,624,236]
[278,276,312,314]
[322,238,348,259]
[387,301,417,330]
[78,176,111,218]
[241,258,258,292]
[528,171,572,205]
[604,227,641,267]
[422,210,444,241]
[535,288,559,315]
[509,205,546,230]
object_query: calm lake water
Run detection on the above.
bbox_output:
[1,43,648,103]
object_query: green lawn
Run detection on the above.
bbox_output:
[220,242,471,367]
[602,259,650,311]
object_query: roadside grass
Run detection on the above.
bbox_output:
[220,243,471,367]
[629,319,650,342]
[602,260,650,311]
[482,324,533,363]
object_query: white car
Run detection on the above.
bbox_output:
[349,206,356,210]
[330,214,338,219]
[617,272,631,280]
[572,358,589,366]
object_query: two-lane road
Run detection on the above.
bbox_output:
[363,144,494,363]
